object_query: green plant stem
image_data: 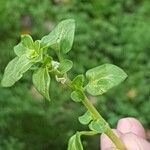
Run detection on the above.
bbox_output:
[82,96,126,150]
[80,131,97,136]
[62,76,126,149]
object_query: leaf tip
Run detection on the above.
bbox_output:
[1,77,13,87]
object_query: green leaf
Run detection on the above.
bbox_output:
[33,40,40,51]
[72,75,84,90]
[58,59,73,74]
[41,19,75,53]
[24,40,42,62]
[21,34,33,49]
[78,111,92,125]
[32,67,50,100]
[67,132,83,150]
[14,36,41,60]
[89,119,108,133]
[71,90,84,102]
[85,64,127,96]
[1,55,33,87]
[14,43,27,57]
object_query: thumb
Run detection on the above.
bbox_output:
[117,117,146,138]
[118,117,150,149]
[100,117,150,150]
[121,133,150,150]
[117,117,150,150]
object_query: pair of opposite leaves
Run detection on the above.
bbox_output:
[68,114,108,150]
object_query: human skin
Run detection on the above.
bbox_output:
[100,117,150,150]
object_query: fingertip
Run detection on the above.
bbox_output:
[117,117,146,138]
[121,133,150,150]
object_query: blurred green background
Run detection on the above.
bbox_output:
[0,0,150,149]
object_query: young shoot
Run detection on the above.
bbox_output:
[1,19,127,150]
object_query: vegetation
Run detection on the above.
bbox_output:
[0,0,149,149]
[1,19,127,149]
